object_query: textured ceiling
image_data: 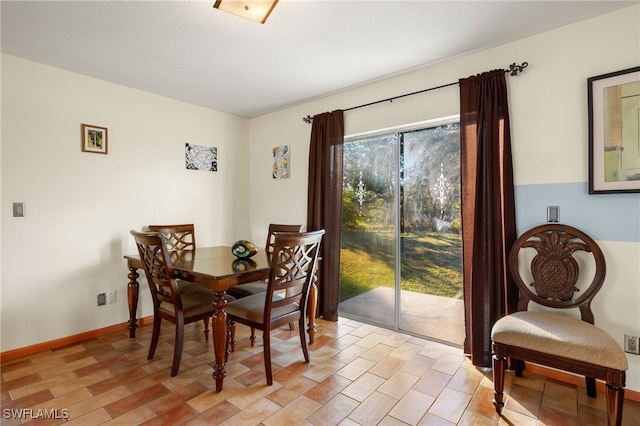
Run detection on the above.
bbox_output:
[1,1,637,118]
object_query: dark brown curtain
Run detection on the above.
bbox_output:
[459,70,518,367]
[307,110,344,321]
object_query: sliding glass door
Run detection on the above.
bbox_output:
[338,118,464,345]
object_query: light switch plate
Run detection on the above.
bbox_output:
[13,202,25,217]
[547,205,559,222]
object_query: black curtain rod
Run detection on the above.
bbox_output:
[303,62,528,123]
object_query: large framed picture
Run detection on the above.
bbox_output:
[81,124,108,154]
[588,66,640,193]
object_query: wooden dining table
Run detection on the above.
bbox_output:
[123,246,319,392]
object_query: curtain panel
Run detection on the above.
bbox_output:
[307,110,344,321]
[459,70,518,367]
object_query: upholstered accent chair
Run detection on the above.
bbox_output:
[491,224,627,426]
[224,230,324,385]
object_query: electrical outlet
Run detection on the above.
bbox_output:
[106,290,116,304]
[97,293,106,306]
[624,334,640,355]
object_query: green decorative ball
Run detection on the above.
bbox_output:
[231,240,258,258]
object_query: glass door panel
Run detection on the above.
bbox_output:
[339,135,396,329]
[399,124,463,344]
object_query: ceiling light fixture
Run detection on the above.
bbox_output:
[213,0,279,24]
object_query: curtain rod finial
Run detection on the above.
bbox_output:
[303,115,313,124]
[506,62,528,76]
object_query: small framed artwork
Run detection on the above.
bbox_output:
[185,143,217,171]
[81,124,108,154]
[272,145,290,179]
[588,66,640,193]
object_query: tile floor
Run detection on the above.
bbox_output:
[1,317,639,425]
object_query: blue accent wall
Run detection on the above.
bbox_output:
[515,182,640,243]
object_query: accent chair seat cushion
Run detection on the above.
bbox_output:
[492,311,628,371]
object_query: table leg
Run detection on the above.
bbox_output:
[307,274,318,344]
[211,291,228,392]
[127,266,140,340]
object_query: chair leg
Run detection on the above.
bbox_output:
[586,377,597,397]
[250,327,256,347]
[605,383,625,426]
[225,320,236,363]
[492,352,507,415]
[511,358,525,377]
[299,317,309,362]
[224,320,236,362]
[148,314,162,360]
[263,331,273,386]
[203,317,210,339]
[171,316,185,377]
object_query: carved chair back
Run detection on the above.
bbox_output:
[131,230,183,311]
[265,224,303,255]
[508,223,606,324]
[264,229,324,326]
[148,224,196,253]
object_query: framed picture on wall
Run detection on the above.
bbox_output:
[272,145,290,179]
[185,143,217,171]
[81,124,108,154]
[588,66,640,193]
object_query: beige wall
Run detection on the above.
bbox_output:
[1,55,250,350]
[2,5,639,392]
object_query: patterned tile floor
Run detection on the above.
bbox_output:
[1,317,638,425]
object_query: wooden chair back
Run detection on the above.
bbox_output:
[263,229,324,328]
[148,224,196,253]
[131,230,182,311]
[265,224,303,254]
[509,223,606,324]
[224,224,304,302]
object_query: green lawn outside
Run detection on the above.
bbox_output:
[339,229,463,302]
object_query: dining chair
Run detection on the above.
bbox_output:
[131,230,221,377]
[224,229,324,385]
[225,224,303,299]
[491,224,627,425]
[147,222,238,338]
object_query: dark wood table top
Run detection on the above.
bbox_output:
[125,246,270,292]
